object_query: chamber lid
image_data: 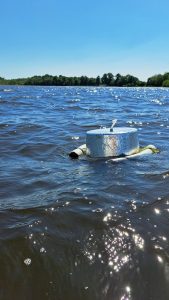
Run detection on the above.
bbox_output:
[86,127,137,135]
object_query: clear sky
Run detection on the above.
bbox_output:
[1,0,169,80]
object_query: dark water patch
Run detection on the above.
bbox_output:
[0,123,10,129]
[19,143,57,158]
[0,98,9,104]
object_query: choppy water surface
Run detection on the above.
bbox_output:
[1,86,169,300]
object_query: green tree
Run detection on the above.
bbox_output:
[162,79,169,87]
[115,73,123,86]
[74,77,80,85]
[96,76,101,86]
[101,73,108,85]
[80,76,88,85]
[147,74,163,86]
[163,72,169,81]
[125,74,139,86]
[107,73,115,86]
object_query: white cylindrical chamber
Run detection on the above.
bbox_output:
[86,127,139,158]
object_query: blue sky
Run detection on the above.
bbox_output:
[0,0,169,80]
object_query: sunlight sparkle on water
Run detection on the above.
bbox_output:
[133,234,144,250]
[157,256,163,263]
[103,213,112,222]
[24,258,31,266]
[40,247,46,253]
[120,285,132,300]
[154,208,161,215]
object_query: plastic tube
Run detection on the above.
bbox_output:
[69,144,87,159]
[107,147,154,162]
[69,144,158,160]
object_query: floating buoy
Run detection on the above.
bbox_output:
[69,120,159,160]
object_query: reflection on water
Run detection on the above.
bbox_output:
[0,86,169,299]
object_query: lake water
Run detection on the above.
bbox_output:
[0,86,169,300]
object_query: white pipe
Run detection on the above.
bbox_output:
[69,144,87,159]
[69,144,158,160]
[107,148,154,162]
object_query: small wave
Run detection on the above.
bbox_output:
[150,99,163,105]
[3,89,13,92]
[0,123,9,129]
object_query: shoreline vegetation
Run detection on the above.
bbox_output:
[0,72,169,87]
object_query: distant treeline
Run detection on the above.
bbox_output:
[0,72,169,87]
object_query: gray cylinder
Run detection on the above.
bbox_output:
[86,127,139,158]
